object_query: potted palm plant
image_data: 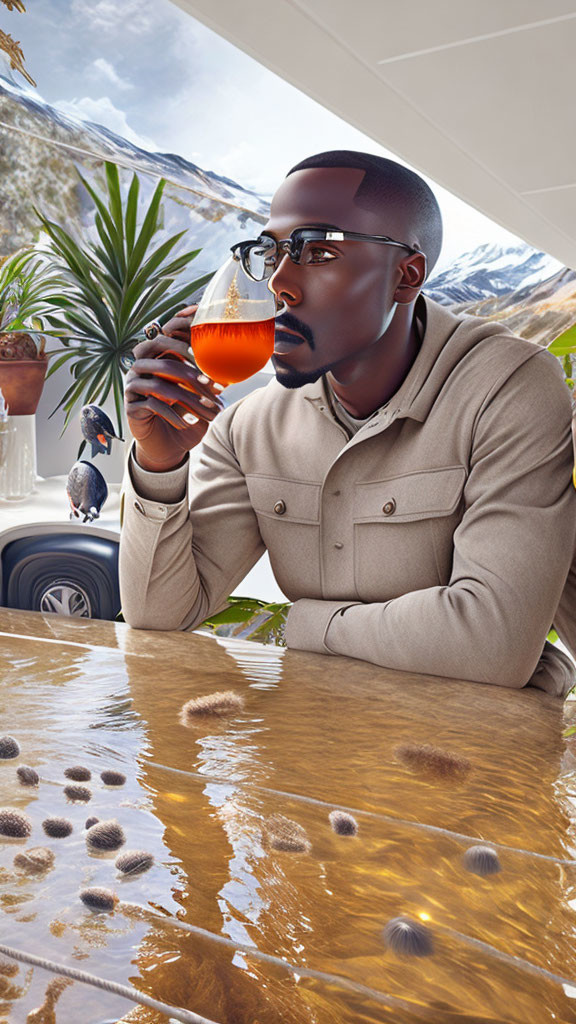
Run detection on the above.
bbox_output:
[34,161,214,441]
[0,248,70,415]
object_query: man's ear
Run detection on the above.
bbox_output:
[394,252,427,304]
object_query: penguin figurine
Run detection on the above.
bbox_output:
[66,461,108,523]
[80,405,124,457]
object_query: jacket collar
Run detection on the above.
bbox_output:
[301,293,512,426]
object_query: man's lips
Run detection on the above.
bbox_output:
[274,326,305,354]
[275,325,304,341]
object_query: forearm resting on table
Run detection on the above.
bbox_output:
[119,434,266,632]
[118,448,203,630]
[285,584,569,690]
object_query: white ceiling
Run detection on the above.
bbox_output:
[170,0,576,269]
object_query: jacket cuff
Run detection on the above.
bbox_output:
[128,442,190,504]
[284,598,364,654]
[526,640,576,698]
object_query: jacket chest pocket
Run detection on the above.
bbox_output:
[353,466,466,602]
[245,474,321,599]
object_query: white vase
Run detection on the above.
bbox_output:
[0,415,38,500]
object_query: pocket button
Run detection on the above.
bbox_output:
[273,500,286,515]
[382,499,396,516]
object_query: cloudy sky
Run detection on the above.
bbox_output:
[7,0,530,273]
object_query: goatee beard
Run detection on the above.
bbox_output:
[272,358,332,390]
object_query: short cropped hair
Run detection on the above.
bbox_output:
[286,150,443,276]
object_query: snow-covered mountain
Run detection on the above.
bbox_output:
[426,242,567,306]
[425,242,576,347]
[0,76,270,214]
[0,74,270,289]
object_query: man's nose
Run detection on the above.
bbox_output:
[268,253,301,307]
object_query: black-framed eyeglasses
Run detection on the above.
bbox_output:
[230,226,424,282]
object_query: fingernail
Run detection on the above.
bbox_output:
[200,396,215,407]
[197,374,210,384]
[212,383,225,393]
[183,413,198,424]
[186,346,194,360]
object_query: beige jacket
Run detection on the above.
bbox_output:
[119,294,576,695]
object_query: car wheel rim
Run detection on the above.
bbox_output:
[39,581,92,617]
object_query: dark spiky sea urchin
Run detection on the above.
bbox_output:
[16,765,39,787]
[79,887,118,912]
[64,765,91,782]
[263,814,311,853]
[85,816,99,830]
[0,808,32,838]
[115,849,154,875]
[64,784,91,803]
[14,847,55,874]
[394,742,471,782]
[42,817,73,838]
[462,844,501,877]
[0,736,20,759]
[86,819,125,852]
[329,810,358,836]
[382,916,434,957]
[181,690,245,720]
[100,769,126,787]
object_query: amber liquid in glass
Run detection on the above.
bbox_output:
[190,318,275,386]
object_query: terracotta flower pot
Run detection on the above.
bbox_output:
[0,356,47,415]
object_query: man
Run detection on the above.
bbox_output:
[119,150,576,695]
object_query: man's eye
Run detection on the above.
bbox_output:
[304,247,338,264]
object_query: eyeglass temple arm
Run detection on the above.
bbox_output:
[324,229,421,255]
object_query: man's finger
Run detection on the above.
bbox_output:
[146,396,194,429]
[125,377,198,411]
[125,376,221,420]
[128,358,223,407]
[127,396,188,431]
[167,330,191,343]
[132,335,190,361]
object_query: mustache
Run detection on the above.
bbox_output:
[275,311,314,347]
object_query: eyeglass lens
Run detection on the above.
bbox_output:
[244,234,317,280]
[243,238,276,281]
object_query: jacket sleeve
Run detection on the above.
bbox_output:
[285,351,576,690]
[119,404,266,631]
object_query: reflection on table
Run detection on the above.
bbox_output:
[1,608,576,1023]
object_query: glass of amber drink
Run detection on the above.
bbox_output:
[189,255,275,385]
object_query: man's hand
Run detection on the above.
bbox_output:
[159,304,198,344]
[125,304,226,472]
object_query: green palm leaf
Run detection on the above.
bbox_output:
[126,178,165,279]
[34,161,211,435]
[77,170,122,255]
[125,173,140,254]
[105,163,126,255]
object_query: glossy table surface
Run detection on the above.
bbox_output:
[1,608,576,1023]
